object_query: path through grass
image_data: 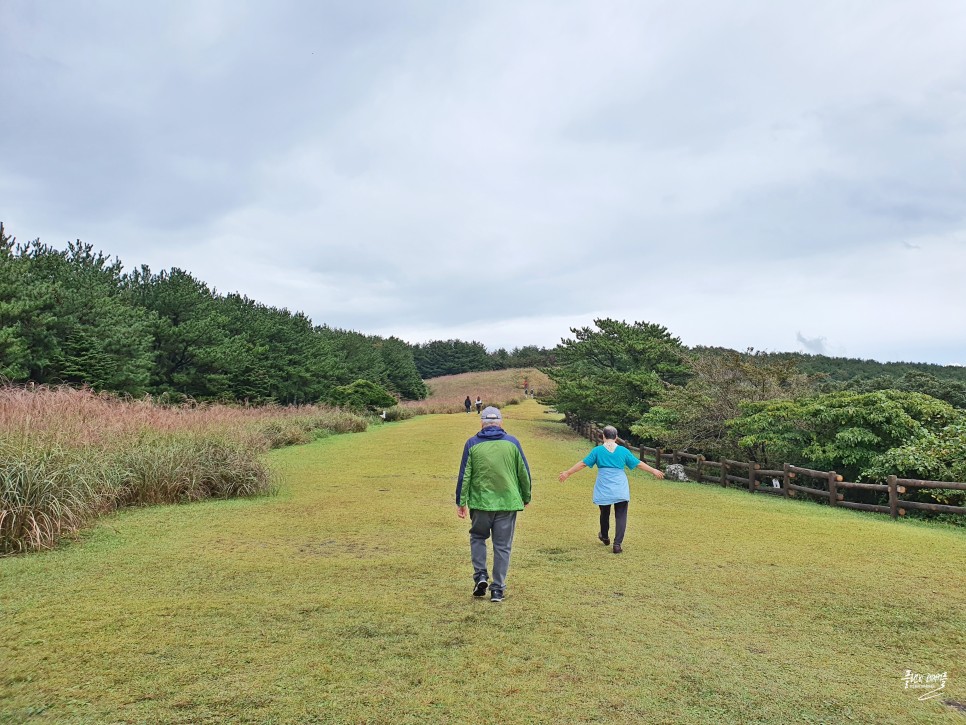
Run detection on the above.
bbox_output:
[2,401,964,723]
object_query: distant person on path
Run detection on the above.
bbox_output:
[475,396,482,414]
[464,396,472,414]
[558,425,664,554]
[456,406,531,602]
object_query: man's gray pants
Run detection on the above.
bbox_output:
[469,509,517,595]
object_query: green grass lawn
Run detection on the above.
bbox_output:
[2,400,964,724]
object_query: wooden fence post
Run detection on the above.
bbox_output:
[671,450,679,465]
[720,459,728,487]
[748,464,756,493]
[888,475,898,520]
[696,455,704,483]
[782,463,791,498]
[655,449,663,471]
[828,470,838,508]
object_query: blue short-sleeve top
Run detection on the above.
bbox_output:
[582,444,642,505]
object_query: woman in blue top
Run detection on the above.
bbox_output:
[558,425,664,553]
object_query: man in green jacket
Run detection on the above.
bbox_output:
[456,406,531,603]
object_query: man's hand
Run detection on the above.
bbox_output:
[651,468,665,480]
[558,471,568,482]
[457,505,468,519]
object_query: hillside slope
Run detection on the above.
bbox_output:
[404,367,553,413]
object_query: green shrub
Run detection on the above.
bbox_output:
[730,390,961,479]
[327,379,397,412]
[381,406,416,422]
[866,423,966,517]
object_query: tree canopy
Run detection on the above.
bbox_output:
[0,225,426,404]
[545,319,691,433]
[632,348,813,459]
[729,389,963,481]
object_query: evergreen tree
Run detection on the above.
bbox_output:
[0,234,153,393]
[0,224,31,379]
[376,336,428,400]
[546,319,691,433]
[122,266,234,399]
[411,339,492,378]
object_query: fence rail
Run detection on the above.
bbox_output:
[563,415,966,521]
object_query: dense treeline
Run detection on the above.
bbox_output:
[0,225,426,404]
[695,347,966,408]
[489,344,557,371]
[703,348,966,384]
[410,339,556,378]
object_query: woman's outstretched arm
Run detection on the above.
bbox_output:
[636,461,665,479]
[559,461,587,482]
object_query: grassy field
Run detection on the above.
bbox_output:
[2,400,964,723]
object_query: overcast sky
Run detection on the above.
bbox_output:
[2,1,965,364]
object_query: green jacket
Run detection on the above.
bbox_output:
[455,427,531,511]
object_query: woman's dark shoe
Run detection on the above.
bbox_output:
[598,532,610,546]
[612,544,623,554]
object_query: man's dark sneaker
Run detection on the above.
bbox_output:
[490,591,504,603]
[613,544,623,554]
[598,532,610,546]
[473,579,488,597]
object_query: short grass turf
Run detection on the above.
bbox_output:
[2,400,964,724]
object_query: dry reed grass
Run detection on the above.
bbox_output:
[0,385,370,554]
[0,385,366,447]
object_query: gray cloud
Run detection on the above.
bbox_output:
[796,332,828,356]
[2,0,965,363]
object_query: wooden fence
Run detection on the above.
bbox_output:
[564,415,966,520]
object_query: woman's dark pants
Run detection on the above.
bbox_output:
[599,501,628,545]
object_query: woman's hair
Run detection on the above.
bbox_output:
[602,425,618,440]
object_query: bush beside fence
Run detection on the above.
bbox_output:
[564,415,966,521]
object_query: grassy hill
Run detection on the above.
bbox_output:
[2,400,963,722]
[404,367,554,414]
